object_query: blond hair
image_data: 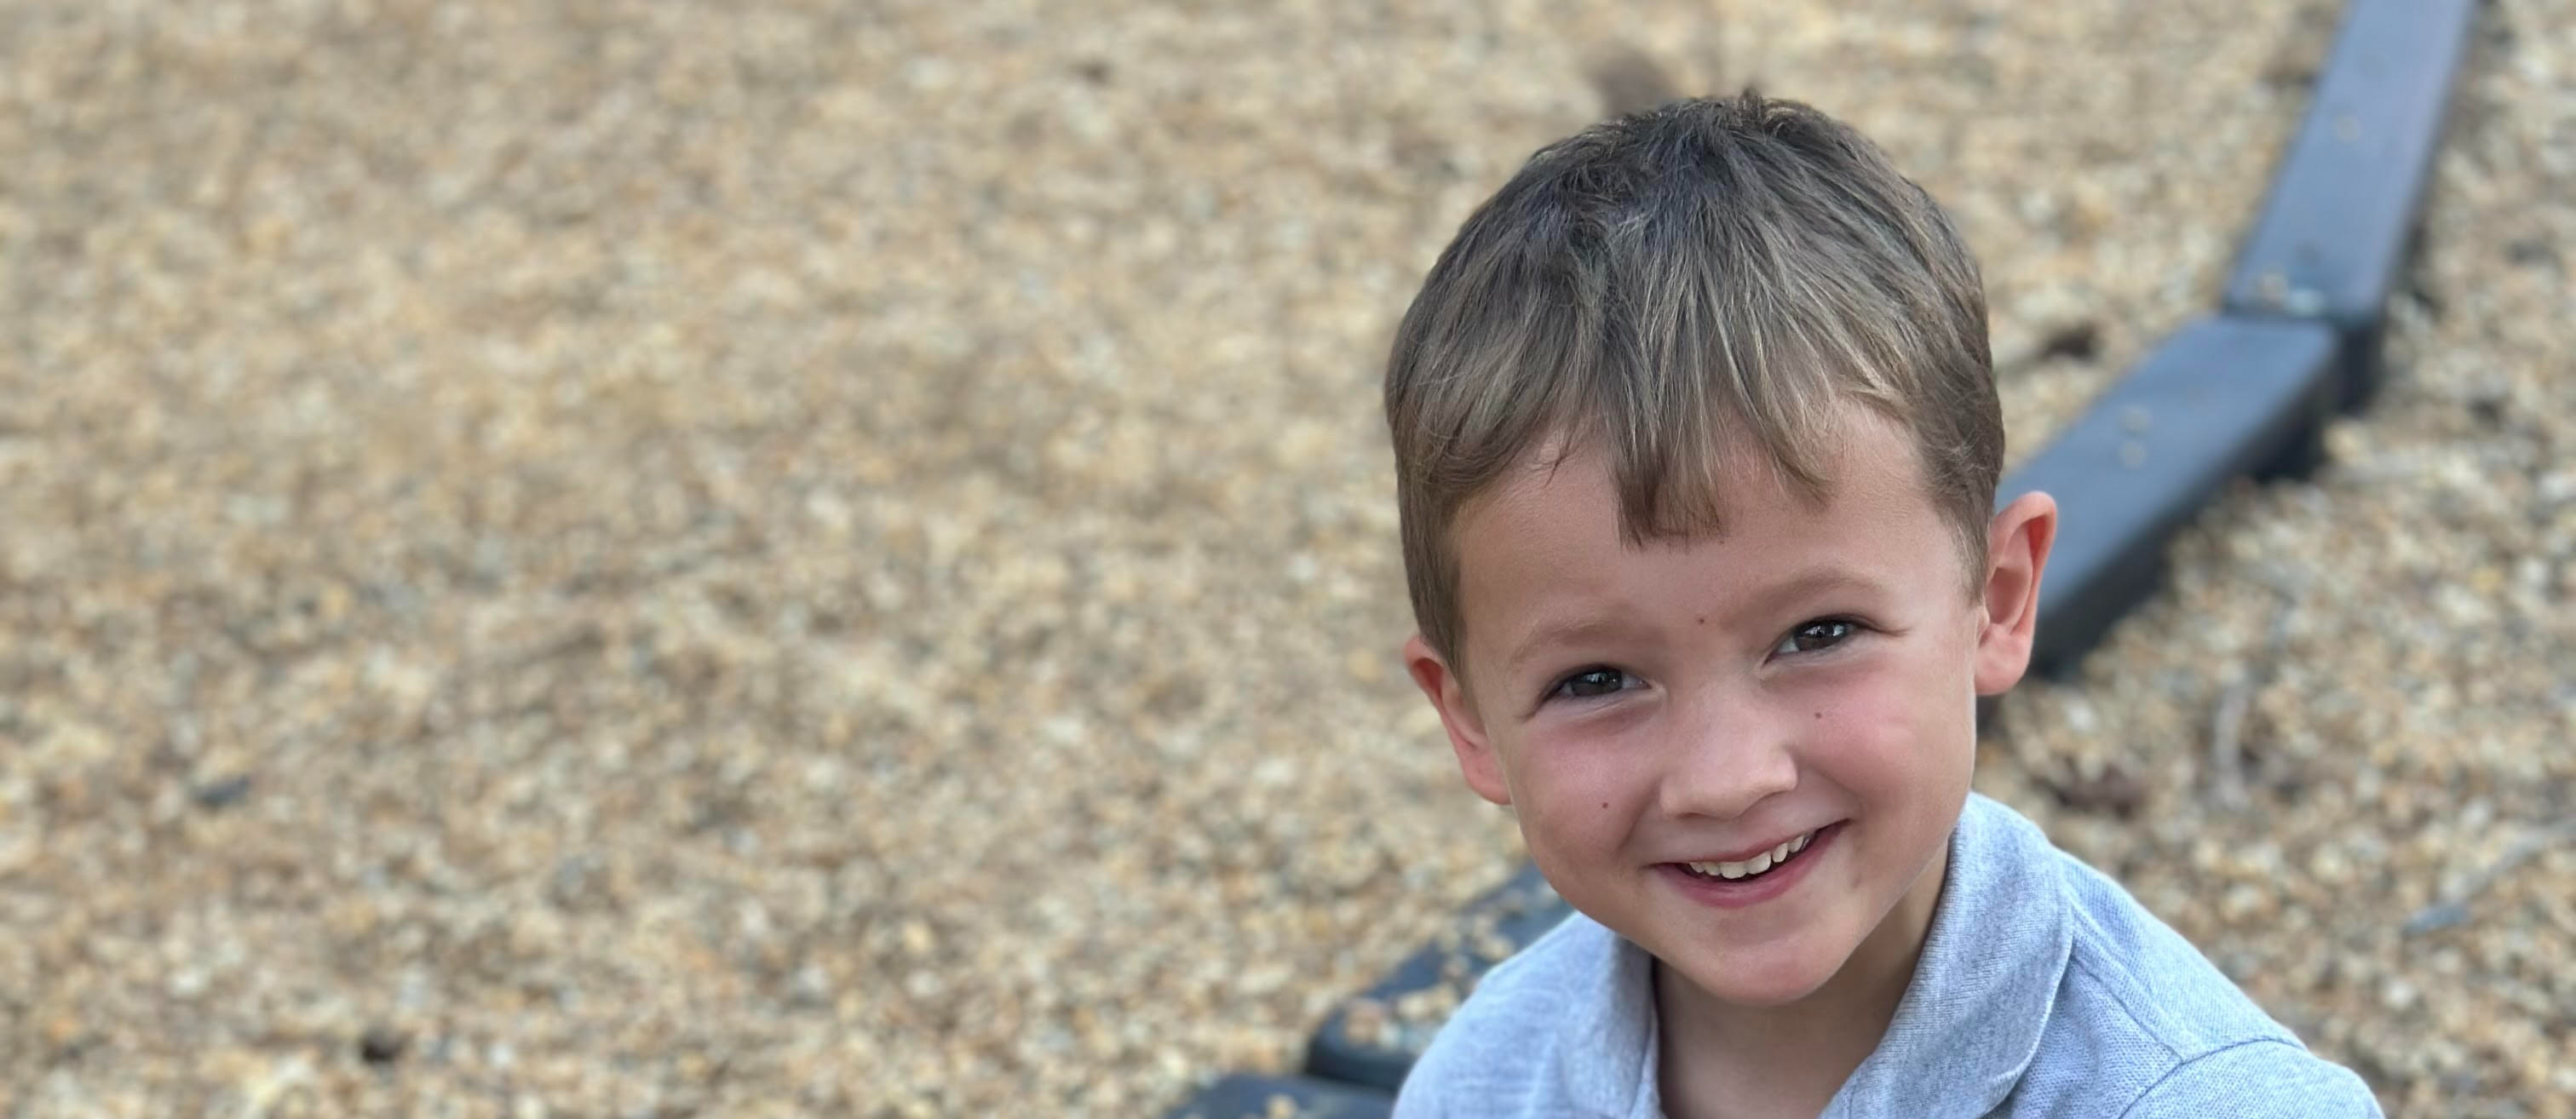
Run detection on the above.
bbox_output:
[1385,93,2002,663]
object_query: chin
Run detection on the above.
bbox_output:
[1664,939,1846,1008]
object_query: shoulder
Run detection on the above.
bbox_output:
[1392,911,1643,1118]
[2113,1039,2384,1118]
[1992,806,2381,1116]
[2049,846,2294,1054]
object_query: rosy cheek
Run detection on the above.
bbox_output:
[1809,664,1966,791]
[1799,675,1915,756]
[1518,733,1636,824]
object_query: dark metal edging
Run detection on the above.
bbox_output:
[2220,0,2479,410]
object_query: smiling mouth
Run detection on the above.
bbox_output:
[1675,828,1819,882]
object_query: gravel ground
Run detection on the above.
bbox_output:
[0,0,2557,1116]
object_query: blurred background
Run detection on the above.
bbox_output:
[1,1,2569,1116]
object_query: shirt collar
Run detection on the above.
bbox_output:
[1553,909,1662,1118]
[1826,792,2073,1117]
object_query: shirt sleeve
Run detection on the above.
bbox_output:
[1388,1079,1441,1119]
[2119,1040,2385,1119]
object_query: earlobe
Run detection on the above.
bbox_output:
[1402,634,1514,806]
[1974,491,2059,696]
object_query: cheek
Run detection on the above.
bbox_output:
[1801,651,1974,790]
[1504,729,1647,837]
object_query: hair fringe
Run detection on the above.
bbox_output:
[1386,93,2002,664]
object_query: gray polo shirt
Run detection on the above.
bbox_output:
[1392,794,2383,1118]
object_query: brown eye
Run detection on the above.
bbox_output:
[1552,668,1634,700]
[1777,619,1856,656]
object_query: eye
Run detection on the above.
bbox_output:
[1774,618,1858,657]
[1549,667,1637,701]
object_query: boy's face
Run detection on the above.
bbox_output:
[1406,413,2053,1011]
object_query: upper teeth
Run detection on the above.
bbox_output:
[1688,829,1814,881]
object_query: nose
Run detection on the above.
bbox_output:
[1654,690,1799,821]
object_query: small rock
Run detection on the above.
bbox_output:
[359,1026,406,1066]
[189,774,254,812]
[2043,764,2144,818]
[2405,904,2469,937]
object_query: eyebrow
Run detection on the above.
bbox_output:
[1500,615,1645,678]
[1755,565,1887,606]
[1496,565,1889,677]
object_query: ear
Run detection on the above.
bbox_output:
[1974,491,2059,696]
[1402,633,1514,806]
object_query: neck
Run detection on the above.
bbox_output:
[1655,841,1949,1116]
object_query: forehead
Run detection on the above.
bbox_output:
[1467,411,1940,555]
[1449,418,1954,660]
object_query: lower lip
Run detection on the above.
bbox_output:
[1657,822,1843,910]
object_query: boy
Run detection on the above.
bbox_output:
[1382,94,2382,1117]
